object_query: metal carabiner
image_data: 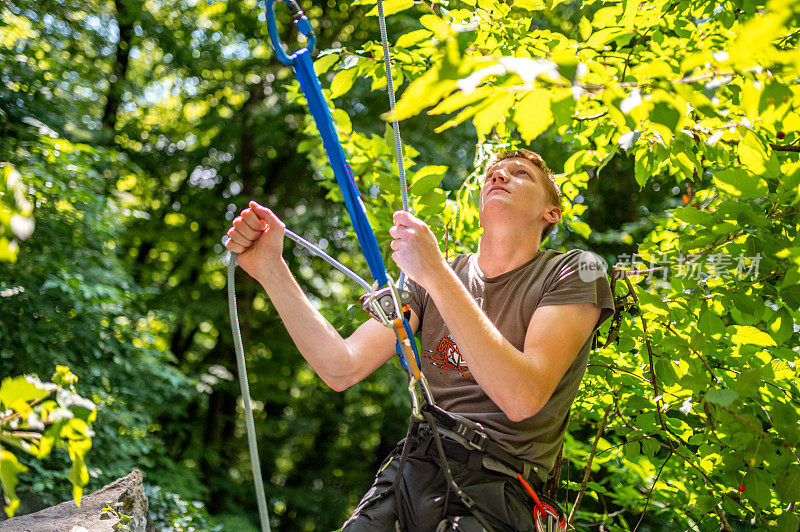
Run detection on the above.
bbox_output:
[264,0,317,65]
[407,375,423,420]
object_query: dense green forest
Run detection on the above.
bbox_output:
[1,0,799,530]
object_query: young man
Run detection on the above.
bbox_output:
[225,149,614,530]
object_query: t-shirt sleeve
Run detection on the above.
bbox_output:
[537,250,615,331]
[402,275,428,322]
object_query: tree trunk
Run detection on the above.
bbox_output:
[102,0,137,134]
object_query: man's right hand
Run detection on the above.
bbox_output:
[225,200,286,282]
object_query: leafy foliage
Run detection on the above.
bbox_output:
[334,0,800,528]
[0,115,196,513]
[144,484,224,532]
[1,0,798,529]
[0,366,95,517]
[0,164,34,262]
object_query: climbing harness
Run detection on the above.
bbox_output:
[227,1,566,530]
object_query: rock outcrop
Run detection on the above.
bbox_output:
[0,470,148,532]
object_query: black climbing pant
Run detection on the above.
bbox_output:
[341,421,545,532]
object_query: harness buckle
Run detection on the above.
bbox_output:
[454,423,487,451]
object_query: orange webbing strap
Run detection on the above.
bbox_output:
[393,315,421,380]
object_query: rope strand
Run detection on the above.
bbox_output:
[228,253,271,532]
[376,0,409,289]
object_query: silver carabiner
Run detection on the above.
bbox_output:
[408,375,423,419]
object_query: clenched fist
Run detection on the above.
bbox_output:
[225,201,286,282]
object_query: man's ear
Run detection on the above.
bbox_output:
[544,206,561,224]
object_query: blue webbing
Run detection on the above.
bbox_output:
[264,0,421,369]
[291,52,389,286]
[265,0,388,287]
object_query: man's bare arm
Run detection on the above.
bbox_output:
[426,264,600,421]
[226,201,418,391]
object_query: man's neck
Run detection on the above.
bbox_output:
[476,225,541,278]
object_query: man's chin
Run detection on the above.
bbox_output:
[479,204,519,223]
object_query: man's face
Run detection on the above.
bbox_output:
[478,157,554,229]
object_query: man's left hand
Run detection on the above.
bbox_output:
[389,211,448,289]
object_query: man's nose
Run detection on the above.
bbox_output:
[490,169,509,183]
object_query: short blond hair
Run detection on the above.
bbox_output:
[486,149,563,242]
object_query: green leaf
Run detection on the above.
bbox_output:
[737,130,769,175]
[743,468,771,508]
[330,67,358,99]
[0,376,50,413]
[704,389,738,408]
[331,108,352,135]
[410,165,448,186]
[472,93,514,139]
[650,101,680,130]
[776,466,800,504]
[429,87,493,116]
[0,449,28,517]
[395,29,433,49]
[68,454,87,507]
[585,27,632,49]
[419,14,451,40]
[634,147,654,188]
[390,71,456,121]
[513,0,546,10]
[622,440,640,461]
[768,307,794,345]
[410,166,447,194]
[777,511,800,532]
[314,54,340,75]
[621,0,639,30]
[735,367,761,396]
[730,325,777,347]
[673,206,714,226]
[641,438,659,458]
[713,168,768,200]
[567,219,591,238]
[514,90,553,142]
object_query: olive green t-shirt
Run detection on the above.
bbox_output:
[404,249,614,472]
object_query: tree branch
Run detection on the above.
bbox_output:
[623,277,673,447]
[770,143,800,152]
[633,449,673,532]
[567,403,611,526]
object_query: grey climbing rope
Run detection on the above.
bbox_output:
[228,253,271,532]
[376,0,410,289]
[226,226,372,532]
[285,228,371,291]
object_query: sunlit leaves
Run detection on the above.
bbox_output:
[0,450,27,518]
[730,325,778,347]
[0,164,34,263]
[713,168,768,199]
[0,368,96,517]
[515,90,553,142]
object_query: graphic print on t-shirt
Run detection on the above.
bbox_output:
[424,333,475,381]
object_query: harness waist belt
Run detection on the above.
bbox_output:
[422,404,548,485]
